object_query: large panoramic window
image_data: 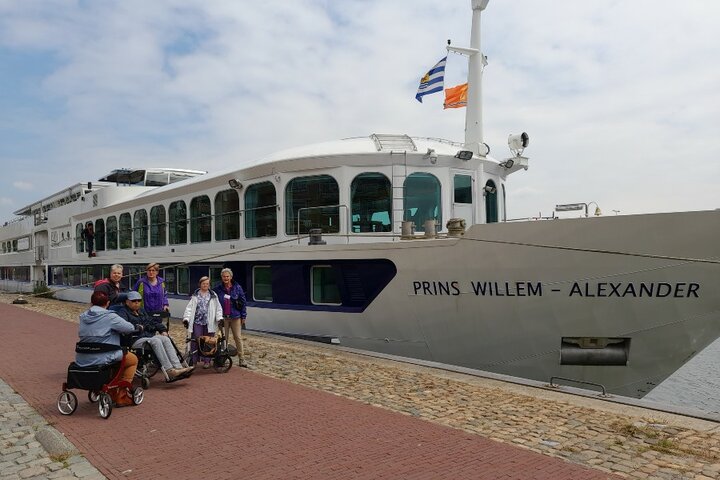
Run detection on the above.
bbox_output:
[190,195,211,243]
[133,209,148,248]
[351,173,392,233]
[118,213,132,249]
[485,180,498,223]
[168,201,187,245]
[403,173,441,232]
[150,205,166,246]
[75,224,84,253]
[311,266,341,305]
[285,175,339,235]
[245,182,277,238]
[215,189,240,241]
[106,216,118,250]
[94,219,105,251]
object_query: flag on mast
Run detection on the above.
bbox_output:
[444,83,468,109]
[415,56,447,103]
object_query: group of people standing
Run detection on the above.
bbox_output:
[74,262,249,407]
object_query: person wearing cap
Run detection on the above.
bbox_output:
[133,262,170,315]
[117,291,193,381]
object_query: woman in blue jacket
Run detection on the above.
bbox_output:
[76,291,138,406]
[213,268,248,367]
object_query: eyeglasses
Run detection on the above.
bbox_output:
[130,300,142,303]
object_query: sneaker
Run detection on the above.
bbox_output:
[166,368,181,379]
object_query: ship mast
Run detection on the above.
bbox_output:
[448,0,489,155]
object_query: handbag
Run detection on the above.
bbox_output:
[197,335,218,356]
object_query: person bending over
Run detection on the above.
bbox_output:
[76,291,138,407]
[117,291,194,381]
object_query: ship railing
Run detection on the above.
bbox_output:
[548,376,610,397]
[504,215,556,222]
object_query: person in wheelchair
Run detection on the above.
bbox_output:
[116,291,194,381]
[76,291,138,407]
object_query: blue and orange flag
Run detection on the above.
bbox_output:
[444,83,468,109]
[415,57,447,103]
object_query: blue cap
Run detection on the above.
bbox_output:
[126,291,142,301]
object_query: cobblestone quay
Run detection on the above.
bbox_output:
[2,293,720,479]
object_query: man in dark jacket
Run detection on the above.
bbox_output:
[117,291,193,381]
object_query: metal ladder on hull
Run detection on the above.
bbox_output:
[370,134,417,235]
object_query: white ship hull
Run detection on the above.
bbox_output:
[236,210,720,398]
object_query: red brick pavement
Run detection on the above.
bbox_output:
[0,303,619,479]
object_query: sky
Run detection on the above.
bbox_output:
[1,0,719,222]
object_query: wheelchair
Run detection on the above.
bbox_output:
[134,333,192,389]
[57,343,143,419]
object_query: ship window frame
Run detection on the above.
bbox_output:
[403,172,442,232]
[168,200,187,245]
[209,266,224,283]
[245,181,277,239]
[501,183,507,222]
[177,266,189,295]
[118,213,132,249]
[150,205,167,247]
[133,209,148,248]
[453,174,473,204]
[106,216,118,250]
[252,265,273,302]
[285,175,340,236]
[75,224,85,254]
[350,172,392,233]
[485,179,498,223]
[190,195,212,244]
[163,267,176,294]
[128,266,141,290]
[95,219,105,251]
[311,265,341,306]
[215,189,240,241]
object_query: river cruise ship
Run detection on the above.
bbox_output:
[2,0,719,399]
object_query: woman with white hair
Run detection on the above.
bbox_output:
[213,267,248,367]
[183,276,223,368]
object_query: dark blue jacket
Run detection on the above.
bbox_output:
[213,281,247,319]
[115,305,168,346]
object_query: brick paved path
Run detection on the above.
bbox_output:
[0,303,618,479]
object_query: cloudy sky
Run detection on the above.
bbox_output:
[1,0,718,222]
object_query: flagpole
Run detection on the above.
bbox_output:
[448,0,489,155]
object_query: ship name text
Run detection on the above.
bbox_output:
[411,281,700,298]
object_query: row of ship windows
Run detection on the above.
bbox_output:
[73,172,485,253]
[2,240,19,254]
[0,266,31,282]
[51,264,340,305]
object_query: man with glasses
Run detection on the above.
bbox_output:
[117,291,193,381]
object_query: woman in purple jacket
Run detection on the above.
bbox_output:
[213,268,248,367]
[134,263,170,315]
